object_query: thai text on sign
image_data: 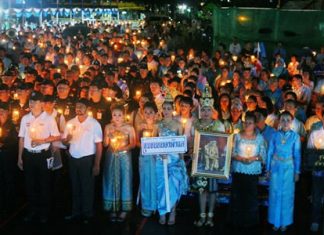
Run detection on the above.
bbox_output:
[141,136,187,155]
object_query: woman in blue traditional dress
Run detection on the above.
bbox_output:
[137,102,159,217]
[266,111,301,231]
[103,104,136,222]
[230,111,266,228]
[192,85,225,227]
[153,95,188,225]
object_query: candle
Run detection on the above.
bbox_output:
[87,111,93,117]
[172,111,177,117]
[135,90,141,98]
[13,93,18,100]
[232,55,238,62]
[245,144,255,157]
[320,85,324,95]
[30,127,36,140]
[57,109,63,115]
[117,57,123,63]
[246,146,252,156]
[126,115,130,122]
[12,109,20,122]
[315,137,324,149]
[219,59,225,66]
[143,130,151,137]
[111,138,117,151]
[182,118,187,135]
[0,127,2,137]
[171,55,175,62]
[220,81,227,87]
[233,128,240,134]
[106,97,112,102]
[67,123,74,135]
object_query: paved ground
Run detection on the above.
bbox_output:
[0,174,321,235]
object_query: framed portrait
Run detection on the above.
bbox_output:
[191,130,233,179]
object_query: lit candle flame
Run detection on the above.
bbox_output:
[143,131,151,137]
[30,127,36,140]
[12,110,20,122]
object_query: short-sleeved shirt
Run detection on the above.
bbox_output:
[63,116,102,159]
[18,111,60,151]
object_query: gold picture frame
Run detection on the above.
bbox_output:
[191,130,233,179]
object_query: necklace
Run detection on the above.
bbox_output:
[198,120,214,131]
[280,131,288,144]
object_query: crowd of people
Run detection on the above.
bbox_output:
[0,19,324,233]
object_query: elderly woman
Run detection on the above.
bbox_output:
[266,111,301,231]
[229,111,266,228]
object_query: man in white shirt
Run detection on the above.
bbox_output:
[18,92,60,223]
[63,98,103,224]
[291,74,311,110]
[229,37,242,56]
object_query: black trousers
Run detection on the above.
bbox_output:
[311,174,324,224]
[69,155,94,218]
[23,149,52,217]
[229,173,259,227]
[0,150,16,212]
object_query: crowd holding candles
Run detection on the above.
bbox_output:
[0,18,324,233]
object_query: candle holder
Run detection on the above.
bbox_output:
[67,123,75,135]
[315,137,324,149]
[12,109,20,123]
